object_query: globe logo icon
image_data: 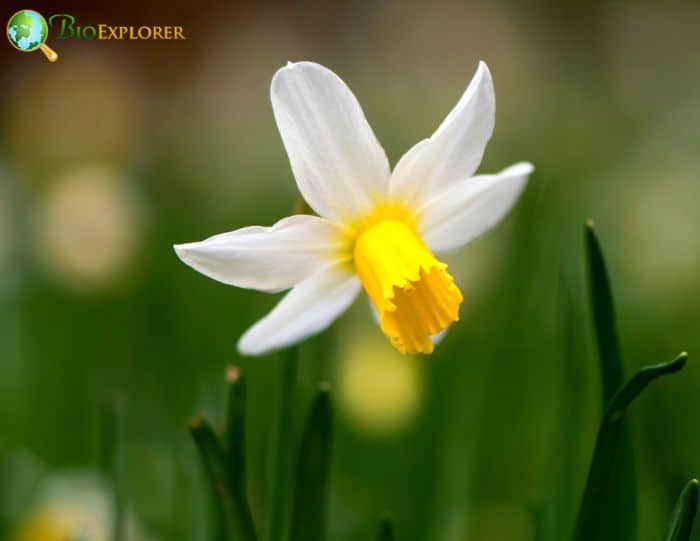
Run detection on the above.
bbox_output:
[6,9,58,62]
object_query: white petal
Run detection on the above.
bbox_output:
[431,328,449,346]
[419,162,533,253]
[390,61,495,208]
[174,215,344,293]
[238,263,361,356]
[271,61,390,221]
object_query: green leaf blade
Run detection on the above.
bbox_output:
[605,354,687,422]
[190,416,257,541]
[289,384,333,541]
[575,221,637,541]
[572,353,688,541]
[664,479,699,541]
[585,220,624,405]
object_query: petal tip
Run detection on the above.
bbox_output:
[503,161,534,177]
[237,332,263,357]
[476,60,493,83]
[173,243,190,263]
[275,60,318,78]
[519,161,535,175]
[271,61,298,91]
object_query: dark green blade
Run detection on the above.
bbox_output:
[572,353,688,541]
[266,347,299,541]
[664,479,699,541]
[377,514,394,541]
[576,221,636,541]
[190,416,257,541]
[289,384,333,541]
[100,393,124,541]
[604,354,687,419]
[224,366,247,497]
[585,220,624,405]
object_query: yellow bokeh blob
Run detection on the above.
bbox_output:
[337,335,423,436]
[12,502,107,541]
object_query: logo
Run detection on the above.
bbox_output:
[7,9,187,62]
[6,9,58,62]
[49,14,186,41]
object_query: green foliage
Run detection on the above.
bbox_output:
[584,220,625,404]
[573,222,695,541]
[290,384,333,541]
[576,221,637,541]
[189,370,257,541]
[537,279,586,541]
[572,352,688,541]
[100,393,124,541]
[189,359,334,541]
[663,479,699,541]
[224,367,248,499]
[266,348,299,541]
[183,222,697,541]
[377,515,394,541]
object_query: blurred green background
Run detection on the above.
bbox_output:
[1,0,699,539]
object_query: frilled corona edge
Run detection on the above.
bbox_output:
[353,220,462,354]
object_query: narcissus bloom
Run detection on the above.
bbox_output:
[175,61,533,356]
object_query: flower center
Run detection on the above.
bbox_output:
[353,219,462,354]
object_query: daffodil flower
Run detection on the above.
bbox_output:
[175,61,533,356]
